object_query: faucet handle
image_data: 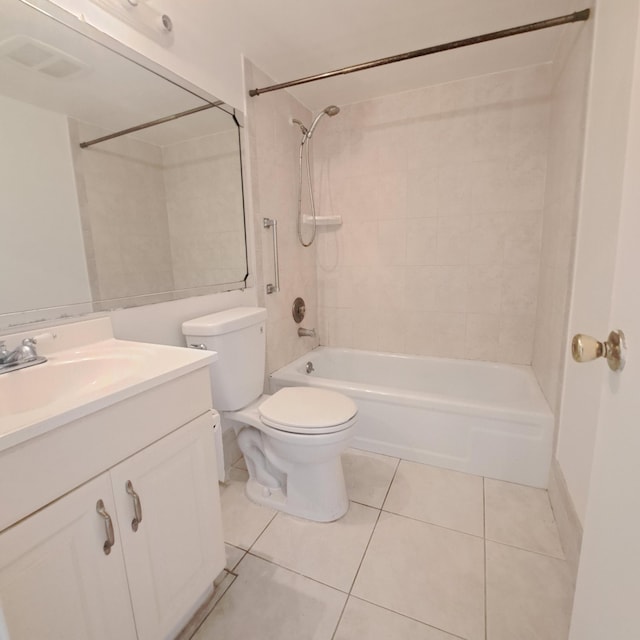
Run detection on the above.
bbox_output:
[22,337,36,346]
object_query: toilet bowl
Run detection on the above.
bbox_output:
[182,307,358,522]
[227,387,357,521]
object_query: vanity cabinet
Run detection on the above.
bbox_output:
[111,412,223,640]
[0,473,137,639]
[0,412,224,640]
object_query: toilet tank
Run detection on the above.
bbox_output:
[182,307,267,411]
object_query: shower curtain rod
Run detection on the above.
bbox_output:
[78,100,224,149]
[248,9,590,98]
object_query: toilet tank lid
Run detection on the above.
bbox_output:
[182,307,267,336]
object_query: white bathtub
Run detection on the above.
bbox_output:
[270,347,554,488]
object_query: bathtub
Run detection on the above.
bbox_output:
[270,347,554,488]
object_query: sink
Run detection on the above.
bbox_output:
[0,355,144,415]
[0,319,217,453]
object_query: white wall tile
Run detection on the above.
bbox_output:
[531,25,593,413]
[311,66,552,365]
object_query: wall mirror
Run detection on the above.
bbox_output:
[0,0,248,327]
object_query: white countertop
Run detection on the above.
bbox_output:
[0,319,216,453]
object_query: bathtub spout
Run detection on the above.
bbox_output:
[298,327,316,338]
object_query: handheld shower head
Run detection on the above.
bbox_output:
[306,104,340,138]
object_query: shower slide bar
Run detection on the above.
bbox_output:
[248,9,590,98]
[263,217,280,294]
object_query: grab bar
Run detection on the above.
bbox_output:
[263,217,280,294]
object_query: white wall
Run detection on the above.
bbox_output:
[46,0,245,109]
[0,95,91,316]
[556,0,640,526]
[111,288,258,346]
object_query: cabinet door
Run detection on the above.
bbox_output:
[111,412,225,640]
[0,473,137,640]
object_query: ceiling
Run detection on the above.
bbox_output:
[236,0,585,109]
[0,0,236,145]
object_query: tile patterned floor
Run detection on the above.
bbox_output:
[191,449,575,640]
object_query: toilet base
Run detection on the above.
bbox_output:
[245,474,349,522]
[237,425,351,522]
[227,394,355,522]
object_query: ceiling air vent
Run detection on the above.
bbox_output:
[0,35,89,78]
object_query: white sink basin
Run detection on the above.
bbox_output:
[0,330,216,452]
[0,355,143,415]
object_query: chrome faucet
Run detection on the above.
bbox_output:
[297,327,316,338]
[0,337,47,374]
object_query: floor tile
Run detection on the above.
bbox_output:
[485,478,564,557]
[251,501,379,591]
[486,541,574,640]
[191,554,346,640]
[333,597,460,640]
[342,448,399,508]
[352,512,485,640]
[384,460,484,536]
[225,544,245,572]
[219,468,276,550]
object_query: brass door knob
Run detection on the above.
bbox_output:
[571,330,626,372]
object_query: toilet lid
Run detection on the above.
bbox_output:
[259,387,357,433]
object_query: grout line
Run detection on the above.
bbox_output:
[185,573,238,639]
[484,537,568,561]
[346,507,383,595]
[379,457,402,511]
[483,477,488,640]
[344,459,402,597]
[245,511,279,555]
[245,550,351,594]
[225,543,248,573]
[347,594,468,640]
[350,498,386,509]
[380,506,485,540]
[330,595,350,640]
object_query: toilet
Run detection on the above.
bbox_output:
[182,307,358,522]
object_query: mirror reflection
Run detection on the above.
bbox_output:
[0,0,248,322]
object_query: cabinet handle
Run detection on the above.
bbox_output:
[96,499,115,555]
[125,480,143,532]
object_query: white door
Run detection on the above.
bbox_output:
[567,1,640,637]
[111,412,225,640]
[0,473,137,640]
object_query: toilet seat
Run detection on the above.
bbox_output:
[259,387,357,435]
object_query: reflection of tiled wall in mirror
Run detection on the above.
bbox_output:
[70,120,245,310]
[162,129,245,290]
[71,119,175,309]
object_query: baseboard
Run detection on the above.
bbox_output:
[548,457,583,579]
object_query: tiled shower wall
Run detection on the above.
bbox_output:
[244,61,320,374]
[313,65,552,364]
[532,24,593,413]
